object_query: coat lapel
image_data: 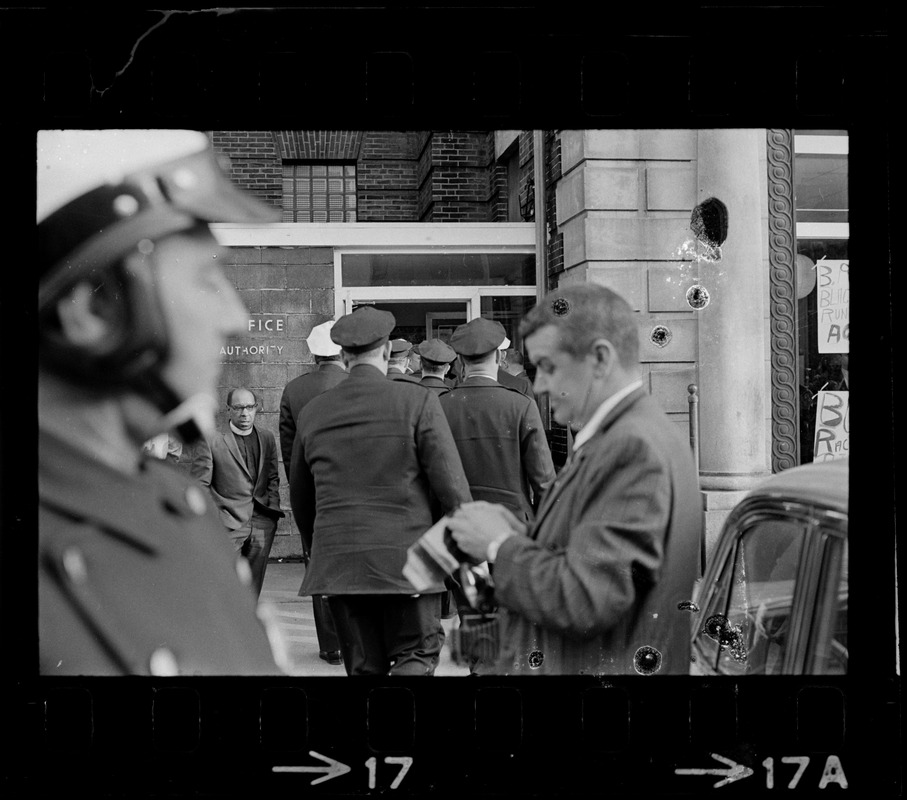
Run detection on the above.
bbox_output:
[530,387,648,538]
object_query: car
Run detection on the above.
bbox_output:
[690,458,848,675]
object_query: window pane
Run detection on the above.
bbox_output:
[312,178,326,193]
[328,165,343,177]
[328,178,343,193]
[345,165,355,176]
[312,165,326,177]
[345,178,356,192]
[480,295,536,357]
[795,154,848,221]
[342,253,536,287]
[717,518,806,675]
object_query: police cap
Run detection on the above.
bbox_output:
[305,320,342,357]
[416,338,456,365]
[330,306,396,351]
[37,130,280,311]
[449,318,507,357]
[390,338,412,356]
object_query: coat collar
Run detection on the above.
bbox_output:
[349,364,387,380]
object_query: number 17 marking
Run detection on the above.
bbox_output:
[365,756,413,789]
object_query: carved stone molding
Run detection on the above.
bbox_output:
[766,129,799,472]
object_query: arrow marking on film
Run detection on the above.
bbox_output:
[273,751,352,785]
[675,753,754,788]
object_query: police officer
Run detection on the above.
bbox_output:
[442,318,554,524]
[289,306,472,675]
[496,336,534,397]
[277,319,347,665]
[417,338,457,396]
[387,338,420,382]
[37,130,286,676]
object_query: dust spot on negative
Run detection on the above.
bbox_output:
[650,325,672,348]
[633,645,662,675]
[686,284,710,310]
[678,600,700,612]
[551,297,570,316]
[528,650,544,669]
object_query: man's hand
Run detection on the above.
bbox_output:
[447,501,527,562]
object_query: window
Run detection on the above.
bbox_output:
[282,163,357,222]
[701,516,806,675]
[795,132,848,465]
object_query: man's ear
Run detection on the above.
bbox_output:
[55,281,111,346]
[383,341,393,361]
[590,338,616,376]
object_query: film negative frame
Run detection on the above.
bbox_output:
[2,5,897,797]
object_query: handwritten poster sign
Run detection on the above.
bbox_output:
[817,260,849,354]
[813,391,849,462]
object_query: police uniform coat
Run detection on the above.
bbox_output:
[497,368,534,397]
[490,387,703,675]
[418,375,451,397]
[39,430,282,675]
[290,364,472,595]
[190,424,283,533]
[439,376,555,523]
[279,362,348,479]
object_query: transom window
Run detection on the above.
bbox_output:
[282,163,357,222]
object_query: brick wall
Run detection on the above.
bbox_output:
[417,131,495,222]
[209,131,282,207]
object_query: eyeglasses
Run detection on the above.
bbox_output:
[229,404,257,412]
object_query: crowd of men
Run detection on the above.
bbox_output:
[37,129,703,678]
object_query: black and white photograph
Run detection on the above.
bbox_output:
[4,5,895,798]
[36,127,850,678]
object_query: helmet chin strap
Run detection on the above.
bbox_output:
[135,370,217,445]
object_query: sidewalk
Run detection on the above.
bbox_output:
[260,559,469,677]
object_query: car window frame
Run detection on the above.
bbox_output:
[693,497,846,675]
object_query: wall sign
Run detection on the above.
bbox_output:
[813,390,849,462]
[817,260,849,354]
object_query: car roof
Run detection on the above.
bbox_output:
[743,458,848,514]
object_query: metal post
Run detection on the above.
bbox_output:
[688,383,700,474]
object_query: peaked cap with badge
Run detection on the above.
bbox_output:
[417,338,457,365]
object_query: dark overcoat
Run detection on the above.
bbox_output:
[278,362,348,479]
[291,364,472,595]
[439,376,555,522]
[491,387,703,675]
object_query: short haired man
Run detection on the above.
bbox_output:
[387,338,420,382]
[277,319,347,665]
[289,306,472,675]
[448,285,703,675]
[37,130,285,675]
[503,348,527,378]
[191,388,285,598]
[417,338,457,396]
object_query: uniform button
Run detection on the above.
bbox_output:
[62,547,88,583]
[149,648,180,677]
[112,193,139,217]
[172,167,198,189]
[235,557,252,586]
[185,486,207,515]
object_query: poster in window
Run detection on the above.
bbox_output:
[813,390,849,462]
[817,259,849,354]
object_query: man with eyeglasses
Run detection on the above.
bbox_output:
[191,388,285,597]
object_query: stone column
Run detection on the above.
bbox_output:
[695,130,772,550]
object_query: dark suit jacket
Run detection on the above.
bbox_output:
[291,364,472,595]
[191,424,284,532]
[439,376,554,522]
[498,368,534,397]
[279,362,348,479]
[491,387,703,675]
[39,429,281,675]
[419,375,451,396]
